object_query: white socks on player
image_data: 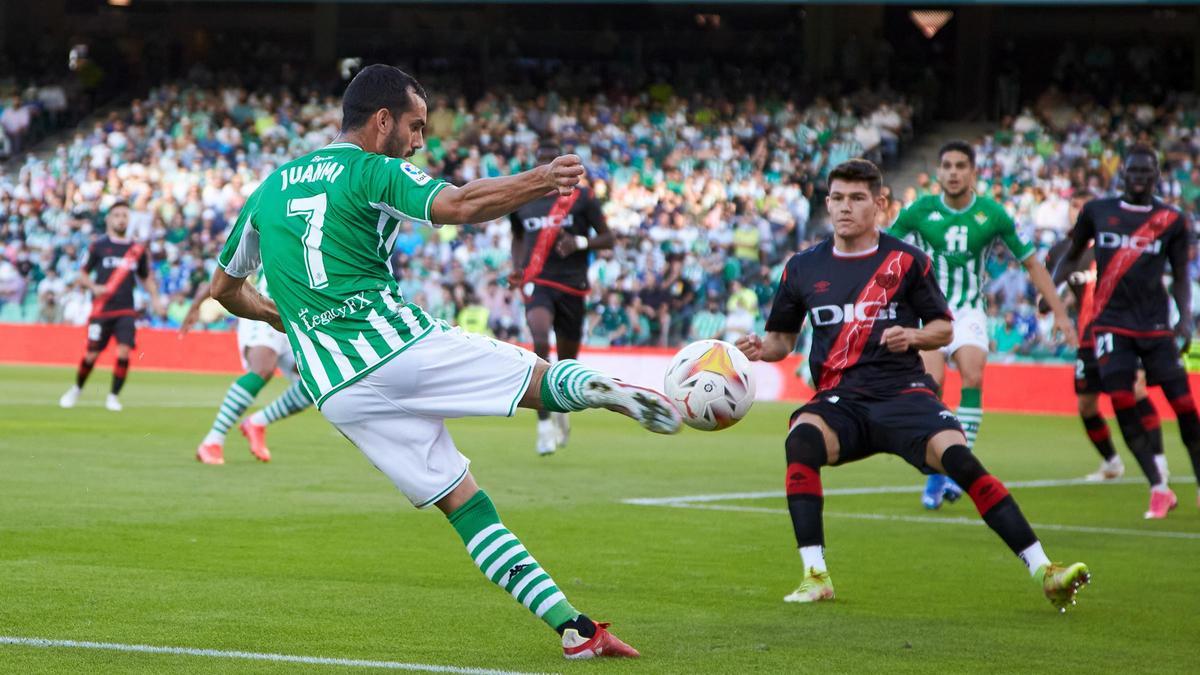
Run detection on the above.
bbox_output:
[203,430,225,445]
[799,545,827,574]
[1019,541,1051,576]
[1153,454,1170,490]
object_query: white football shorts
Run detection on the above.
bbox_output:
[941,306,990,358]
[237,318,298,382]
[319,325,538,508]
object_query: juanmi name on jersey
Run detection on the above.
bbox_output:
[280,160,346,190]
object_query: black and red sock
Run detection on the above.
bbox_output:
[785,424,826,549]
[76,357,95,388]
[1080,413,1116,462]
[111,358,130,396]
[940,445,1037,555]
[1109,390,1162,486]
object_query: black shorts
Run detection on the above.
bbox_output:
[792,381,963,474]
[525,284,586,342]
[1074,346,1101,395]
[87,315,137,352]
[1094,331,1185,389]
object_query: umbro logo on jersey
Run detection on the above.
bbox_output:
[939,410,957,419]
[813,280,831,294]
[928,212,944,221]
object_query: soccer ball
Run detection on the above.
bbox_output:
[663,339,756,431]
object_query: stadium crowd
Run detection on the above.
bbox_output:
[0,72,917,349]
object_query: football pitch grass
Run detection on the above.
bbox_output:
[1,364,1197,674]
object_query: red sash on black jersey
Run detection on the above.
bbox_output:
[819,250,914,391]
[90,242,145,320]
[523,190,585,297]
[1091,208,1177,338]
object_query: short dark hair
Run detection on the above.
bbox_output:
[828,159,883,195]
[108,200,130,211]
[1125,144,1159,167]
[938,140,976,166]
[341,64,427,131]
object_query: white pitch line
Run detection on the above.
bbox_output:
[643,502,1200,541]
[621,476,1196,506]
[0,636,553,675]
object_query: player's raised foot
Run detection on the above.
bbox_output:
[552,411,570,447]
[1084,456,1125,482]
[105,394,123,412]
[562,621,640,660]
[582,377,681,435]
[239,419,272,462]
[942,477,964,503]
[1038,562,1090,612]
[196,441,225,465]
[59,386,80,409]
[1144,487,1178,520]
[922,474,947,510]
[536,419,557,456]
[783,568,835,603]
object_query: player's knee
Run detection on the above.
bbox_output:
[940,444,984,480]
[785,424,826,499]
[1077,395,1099,417]
[960,369,984,389]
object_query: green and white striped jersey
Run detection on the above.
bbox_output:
[218,142,449,407]
[888,194,1034,311]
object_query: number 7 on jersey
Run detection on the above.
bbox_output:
[289,193,329,289]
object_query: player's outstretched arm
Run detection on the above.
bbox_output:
[880,319,952,353]
[1022,256,1079,348]
[737,331,797,362]
[430,155,585,225]
[210,268,283,332]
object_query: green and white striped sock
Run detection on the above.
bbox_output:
[958,387,983,450]
[204,372,265,444]
[250,381,312,426]
[449,490,580,631]
[539,359,602,413]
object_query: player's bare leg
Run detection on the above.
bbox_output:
[435,473,638,658]
[526,306,558,455]
[60,349,101,408]
[198,346,277,465]
[924,430,1090,611]
[782,413,839,603]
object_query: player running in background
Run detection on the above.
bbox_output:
[738,159,1089,610]
[509,141,613,455]
[209,65,680,659]
[59,201,161,412]
[890,140,1077,509]
[1056,146,1200,518]
[181,275,313,465]
[1045,203,1162,483]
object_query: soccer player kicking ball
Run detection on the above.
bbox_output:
[1057,146,1200,519]
[209,65,679,659]
[890,141,1077,509]
[180,277,313,464]
[737,159,1089,610]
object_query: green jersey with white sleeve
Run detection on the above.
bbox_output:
[218,142,449,407]
[888,194,1034,311]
